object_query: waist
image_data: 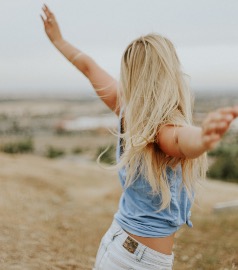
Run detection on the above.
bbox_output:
[125,230,175,255]
[109,219,174,264]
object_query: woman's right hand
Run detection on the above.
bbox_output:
[41,4,63,45]
[201,106,238,150]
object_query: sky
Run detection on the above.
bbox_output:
[0,0,238,98]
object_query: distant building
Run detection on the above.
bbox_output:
[55,115,118,132]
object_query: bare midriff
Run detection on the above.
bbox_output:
[125,230,175,255]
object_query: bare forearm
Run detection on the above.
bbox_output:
[53,39,119,112]
[158,108,238,159]
[41,4,119,114]
[178,107,238,158]
[53,39,90,76]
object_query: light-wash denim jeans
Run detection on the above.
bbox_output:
[93,219,174,270]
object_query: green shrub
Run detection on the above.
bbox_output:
[72,147,83,154]
[96,144,116,164]
[208,144,238,157]
[1,139,34,154]
[46,146,65,159]
[208,156,238,183]
[208,144,238,183]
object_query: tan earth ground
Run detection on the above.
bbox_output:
[0,153,238,270]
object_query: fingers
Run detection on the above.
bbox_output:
[203,121,229,137]
[203,133,220,150]
[203,106,238,135]
[41,3,55,25]
[201,105,238,150]
[44,4,52,13]
[43,4,51,18]
[40,14,45,23]
[40,14,49,28]
[43,4,55,18]
[218,106,238,117]
[40,12,50,27]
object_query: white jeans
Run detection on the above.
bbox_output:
[93,219,174,270]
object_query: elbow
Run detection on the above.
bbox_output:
[81,64,90,77]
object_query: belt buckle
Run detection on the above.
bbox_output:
[123,236,138,254]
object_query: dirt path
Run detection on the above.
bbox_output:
[194,178,238,214]
[0,153,237,269]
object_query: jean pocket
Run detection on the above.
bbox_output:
[140,258,173,270]
[94,235,111,269]
[140,250,174,270]
[94,225,123,269]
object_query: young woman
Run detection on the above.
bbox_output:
[41,4,238,269]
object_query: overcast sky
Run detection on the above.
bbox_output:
[0,0,237,98]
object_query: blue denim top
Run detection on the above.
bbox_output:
[114,108,193,237]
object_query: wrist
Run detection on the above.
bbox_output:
[197,128,208,153]
[53,38,66,49]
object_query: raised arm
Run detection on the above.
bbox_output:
[41,4,119,115]
[156,106,238,158]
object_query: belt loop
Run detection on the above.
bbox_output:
[135,245,147,262]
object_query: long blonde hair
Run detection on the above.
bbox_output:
[101,33,207,210]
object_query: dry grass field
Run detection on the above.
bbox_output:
[0,153,238,270]
[0,95,238,269]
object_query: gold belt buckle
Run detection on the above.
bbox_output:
[123,236,138,254]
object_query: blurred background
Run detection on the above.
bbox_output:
[0,0,238,269]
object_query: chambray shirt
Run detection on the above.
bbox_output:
[114,108,193,237]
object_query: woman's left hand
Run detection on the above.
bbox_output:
[40,4,63,45]
[201,106,238,150]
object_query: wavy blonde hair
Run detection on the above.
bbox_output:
[112,33,208,211]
